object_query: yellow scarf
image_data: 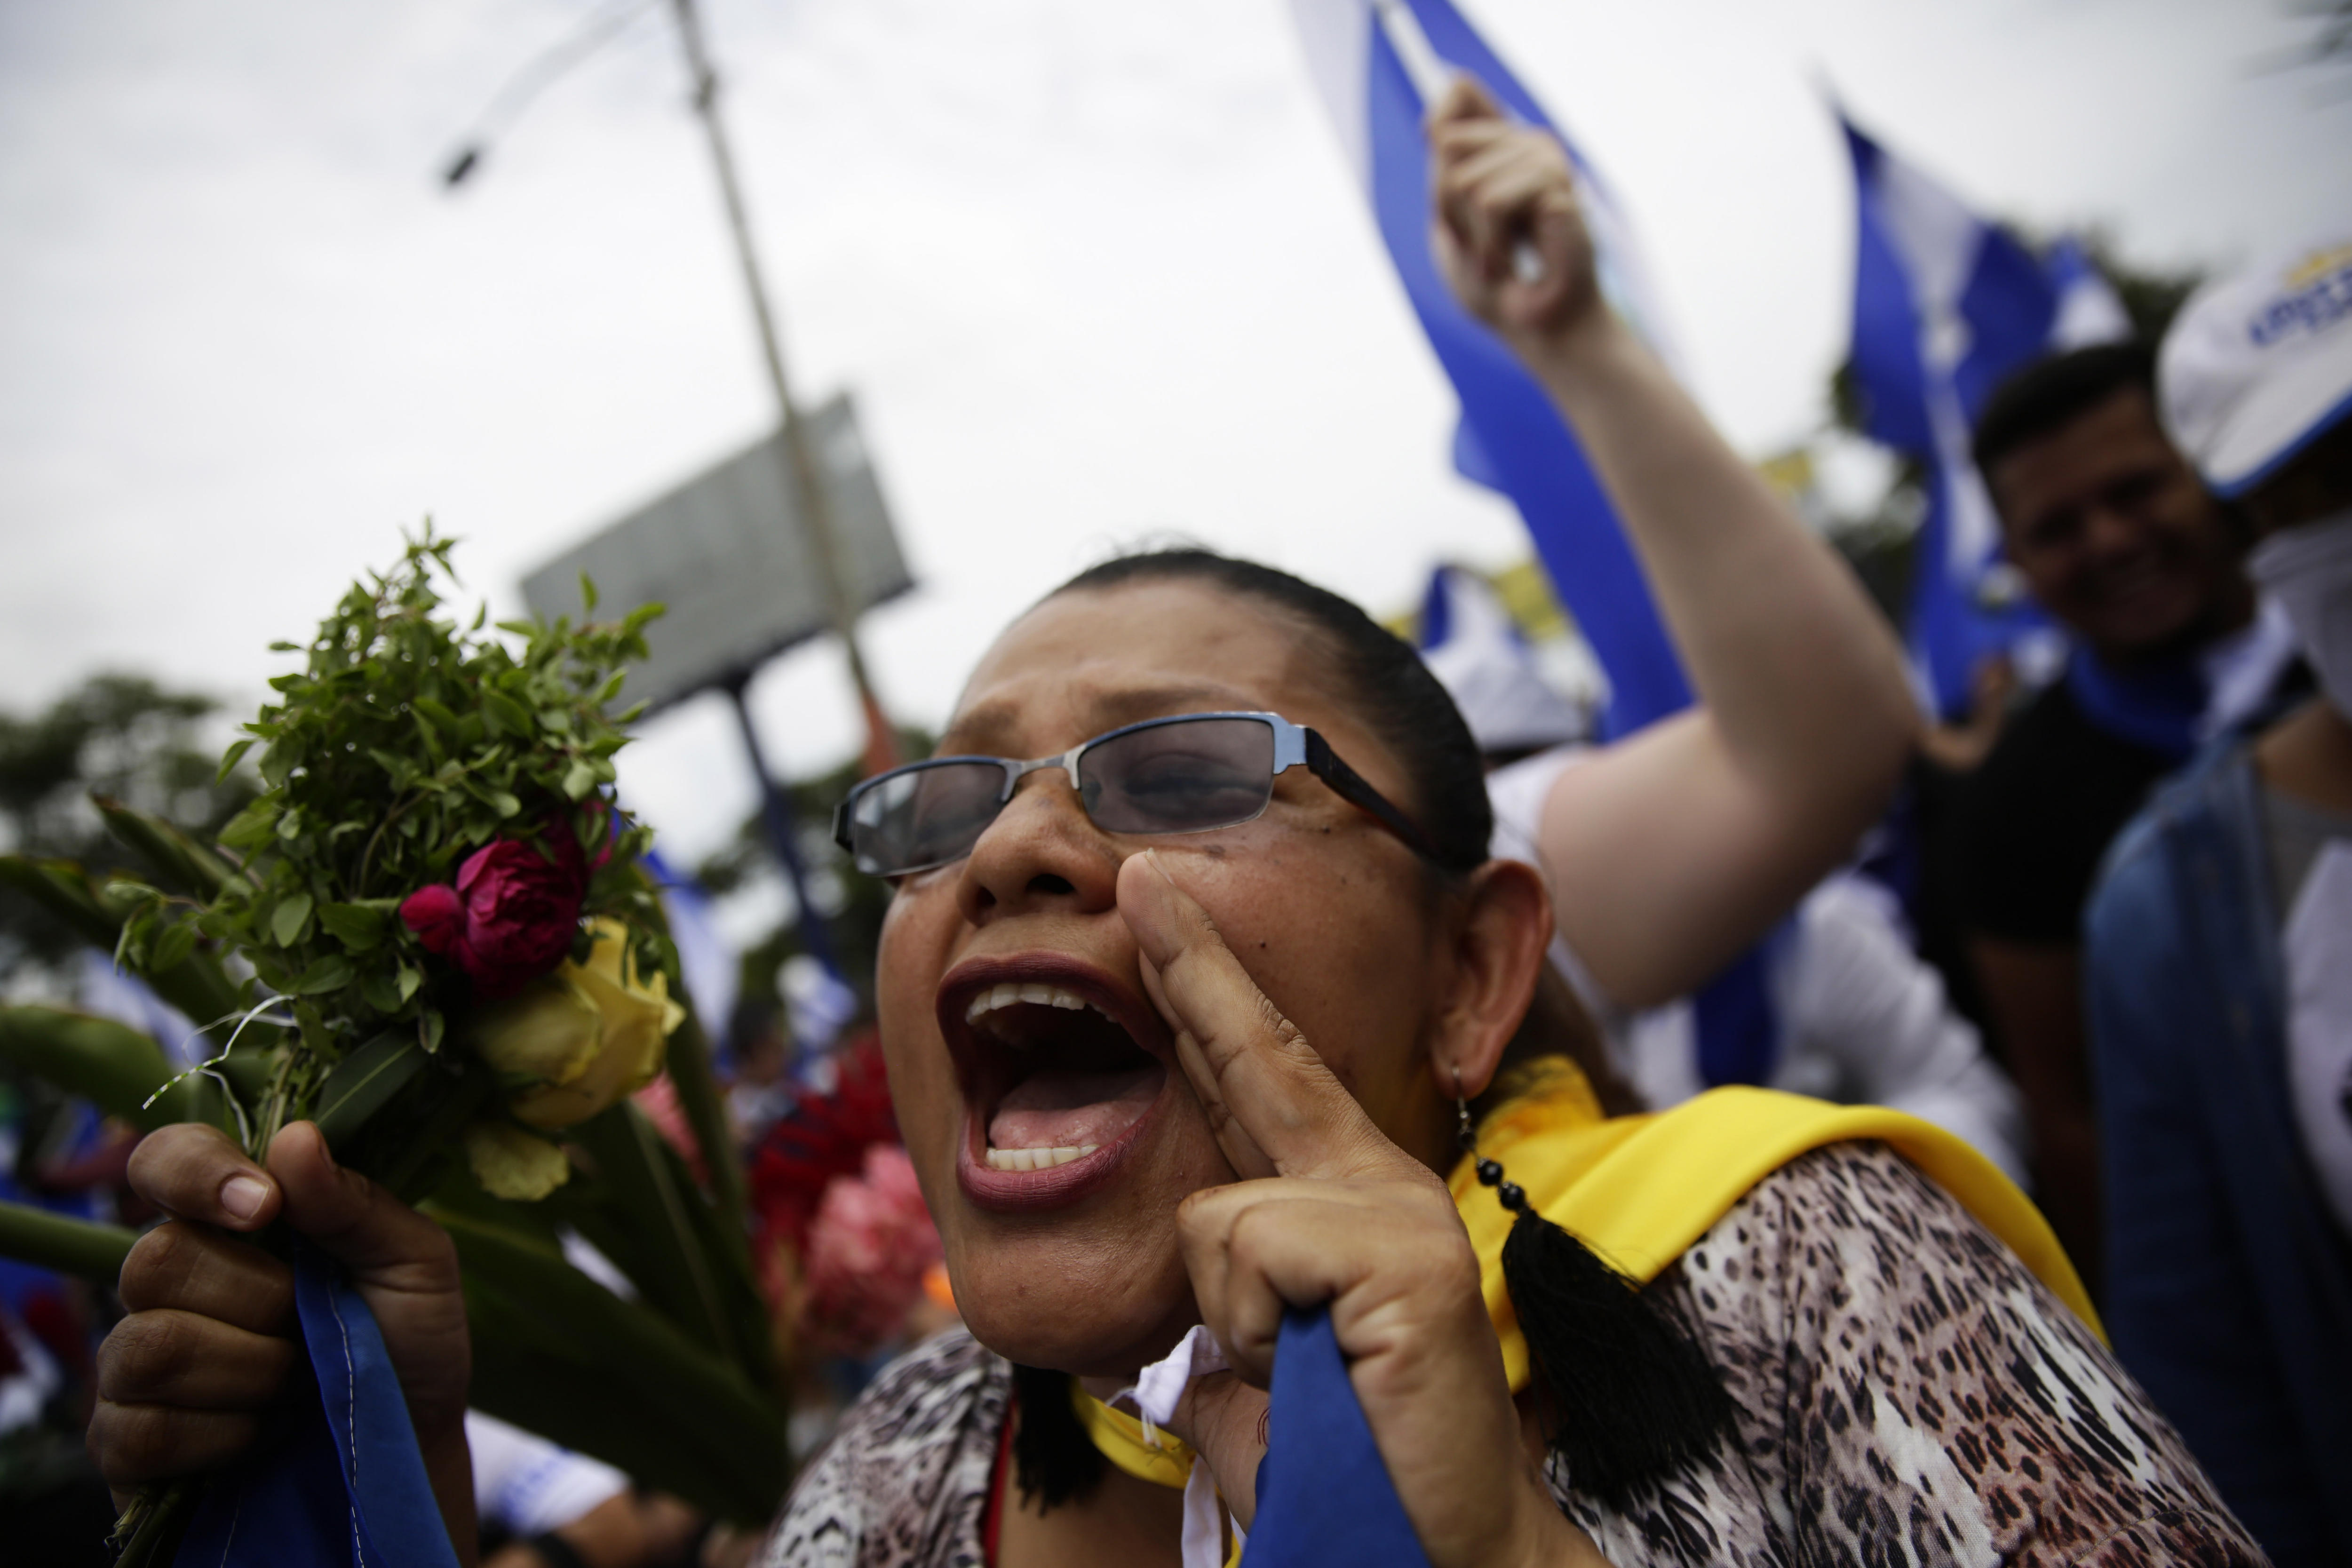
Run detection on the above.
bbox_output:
[1078,1060,2100,1469]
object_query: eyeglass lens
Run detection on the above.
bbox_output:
[849,716,1279,874]
[1079,716,1275,834]
[851,761,1006,875]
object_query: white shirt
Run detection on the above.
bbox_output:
[2284,842,2352,1238]
[1487,747,2030,1186]
[467,1409,628,1538]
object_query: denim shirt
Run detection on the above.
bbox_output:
[2087,740,2352,1568]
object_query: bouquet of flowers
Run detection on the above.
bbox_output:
[101,530,676,1203]
[0,530,789,1558]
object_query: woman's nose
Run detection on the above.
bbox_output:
[954,772,1119,923]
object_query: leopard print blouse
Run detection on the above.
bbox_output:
[758,1144,2265,1567]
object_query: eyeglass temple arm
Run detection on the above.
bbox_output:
[1302,729,1446,863]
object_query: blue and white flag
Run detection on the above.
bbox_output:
[1289,0,1690,739]
[1289,5,1782,1090]
[1842,116,2128,717]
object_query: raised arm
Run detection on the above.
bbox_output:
[1429,80,1917,1008]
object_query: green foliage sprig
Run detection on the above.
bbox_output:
[111,526,663,1153]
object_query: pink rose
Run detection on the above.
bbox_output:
[400,828,588,999]
[798,1145,943,1357]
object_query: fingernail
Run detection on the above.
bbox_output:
[1145,848,1177,886]
[220,1174,269,1220]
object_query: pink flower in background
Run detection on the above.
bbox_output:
[797,1145,944,1358]
[400,828,589,998]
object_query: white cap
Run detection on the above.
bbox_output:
[1416,565,1588,754]
[2160,236,2352,498]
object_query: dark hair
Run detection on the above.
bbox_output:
[1009,548,1728,1512]
[1052,549,1493,876]
[1971,341,2158,482]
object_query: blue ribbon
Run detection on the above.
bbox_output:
[1248,1308,1433,1568]
[2065,648,2205,762]
[175,1244,461,1568]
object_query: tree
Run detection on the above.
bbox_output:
[0,675,256,979]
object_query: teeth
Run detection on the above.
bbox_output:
[984,1144,1100,1172]
[964,982,1097,1025]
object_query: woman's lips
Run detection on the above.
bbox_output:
[938,952,1176,1214]
[956,1083,1165,1212]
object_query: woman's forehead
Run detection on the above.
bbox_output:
[944,581,1324,754]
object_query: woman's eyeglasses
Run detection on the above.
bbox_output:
[832,711,1439,877]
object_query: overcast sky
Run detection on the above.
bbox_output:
[2,0,2345,871]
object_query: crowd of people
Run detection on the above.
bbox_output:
[21,71,2351,1568]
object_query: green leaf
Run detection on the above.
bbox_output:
[360,969,402,1013]
[0,1006,202,1131]
[481,689,533,738]
[0,1200,136,1283]
[318,900,389,952]
[148,921,198,974]
[271,890,314,947]
[561,760,597,801]
[95,797,236,899]
[216,737,256,782]
[219,797,280,852]
[397,963,423,1002]
[437,1210,788,1524]
[412,695,462,740]
[312,1031,427,1154]
[292,953,354,994]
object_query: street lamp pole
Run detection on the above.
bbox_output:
[667,0,898,781]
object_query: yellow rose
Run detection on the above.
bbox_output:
[464,1120,572,1201]
[469,972,603,1086]
[507,918,684,1131]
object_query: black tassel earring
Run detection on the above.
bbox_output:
[1456,1085,1734,1506]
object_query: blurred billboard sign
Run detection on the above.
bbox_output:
[522,394,911,715]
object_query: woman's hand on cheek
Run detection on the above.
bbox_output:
[1118,852,1606,1568]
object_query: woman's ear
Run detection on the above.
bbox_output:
[1428,858,1553,1102]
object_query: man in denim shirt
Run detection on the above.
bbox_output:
[2088,236,2352,1568]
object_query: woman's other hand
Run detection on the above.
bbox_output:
[1429,77,1601,350]
[1422,79,1916,1011]
[89,1120,478,1561]
[1120,852,1604,1568]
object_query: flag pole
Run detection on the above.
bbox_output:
[667,0,899,781]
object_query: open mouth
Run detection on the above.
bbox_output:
[941,963,1171,1200]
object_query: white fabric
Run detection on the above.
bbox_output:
[1486,749,2028,1183]
[2249,509,2352,719]
[1420,567,1588,754]
[466,1409,628,1538]
[2284,843,2352,1240]
[2201,595,2304,741]
[75,950,202,1066]
[0,1306,61,1435]
[1112,1325,1233,1568]
[1485,746,1612,1019]
[1285,0,1371,185]
[2161,235,2352,496]
[1116,1322,1229,1433]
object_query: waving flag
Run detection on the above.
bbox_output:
[1289,0,1689,738]
[1842,116,2128,716]
[1291,0,1783,1095]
